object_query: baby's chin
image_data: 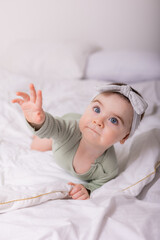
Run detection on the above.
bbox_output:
[81,130,110,149]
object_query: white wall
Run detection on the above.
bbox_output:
[0,0,159,56]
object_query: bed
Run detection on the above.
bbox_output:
[0,41,160,240]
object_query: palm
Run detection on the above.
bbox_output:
[21,101,42,124]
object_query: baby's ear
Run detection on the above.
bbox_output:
[119,133,129,144]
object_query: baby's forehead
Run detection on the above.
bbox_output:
[101,91,129,100]
[95,91,130,104]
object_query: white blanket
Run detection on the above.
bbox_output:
[0,69,160,240]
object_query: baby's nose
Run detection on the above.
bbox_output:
[92,119,104,128]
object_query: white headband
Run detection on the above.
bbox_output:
[94,84,148,137]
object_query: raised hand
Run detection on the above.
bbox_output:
[68,182,90,200]
[12,83,45,127]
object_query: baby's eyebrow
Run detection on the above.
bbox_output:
[92,99,103,106]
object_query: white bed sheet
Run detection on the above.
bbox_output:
[0,69,160,240]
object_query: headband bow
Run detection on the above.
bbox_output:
[97,85,148,115]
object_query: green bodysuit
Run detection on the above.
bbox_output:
[29,112,118,192]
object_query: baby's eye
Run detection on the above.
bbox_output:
[109,117,118,125]
[93,107,100,113]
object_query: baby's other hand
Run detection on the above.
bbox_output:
[68,182,90,200]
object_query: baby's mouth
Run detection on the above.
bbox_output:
[87,126,100,135]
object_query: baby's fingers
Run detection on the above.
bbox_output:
[12,98,24,105]
[68,183,89,200]
[12,91,30,105]
[15,92,30,102]
[76,193,89,200]
[71,190,86,200]
[30,84,37,103]
[36,90,42,109]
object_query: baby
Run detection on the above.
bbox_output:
[12,83,148,200]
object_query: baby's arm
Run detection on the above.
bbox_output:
[12,84,45,129]
[31,135,52,152]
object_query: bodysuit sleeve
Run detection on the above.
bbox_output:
[26,112,78,143]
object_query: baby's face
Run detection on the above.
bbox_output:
[79,92,133,150]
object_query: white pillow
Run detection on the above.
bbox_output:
[1,40,97,79]
[85,50,160,83]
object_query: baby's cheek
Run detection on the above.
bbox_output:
[79,116,86,130]
[119,126,130,139]
[101,130,120,145]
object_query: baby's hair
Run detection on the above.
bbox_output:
[104,82,145,120]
